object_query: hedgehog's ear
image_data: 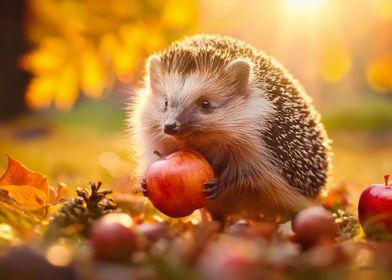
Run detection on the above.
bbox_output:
[147,55,161,90]
[224,59,250,95]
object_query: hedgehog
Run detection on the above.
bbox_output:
[129,34,331,223]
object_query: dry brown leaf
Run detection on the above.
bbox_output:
[0,185,47,211]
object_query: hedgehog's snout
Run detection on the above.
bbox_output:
[163,119,180,135]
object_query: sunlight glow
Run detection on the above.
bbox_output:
[284,0,326,13]
[46,244,73,267]
[101,213,134,227]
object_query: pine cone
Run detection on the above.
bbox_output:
[45,182,117,240]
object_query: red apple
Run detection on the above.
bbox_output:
[145,149,214,218]
[358,175,392,240]
[90,213,136,261]
[292,206,339,248]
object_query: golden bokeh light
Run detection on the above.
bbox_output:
[79,48,106,98]
[376,0,392,20]
[366,56,392,93]
[100,213,134,228]
[46,244,74,267]
[0,224,17,242]
[321,44,352,83]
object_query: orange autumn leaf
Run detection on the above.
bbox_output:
[0,188,24,213]
[48,183,66,204]
[0,156,49,198]
[320,182,349,211]
[0,185,47,211]
[0,156,66,212]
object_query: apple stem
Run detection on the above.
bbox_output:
[385,174,390,186]
[153,150,164,159]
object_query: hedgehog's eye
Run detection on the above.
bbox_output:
[201,100,210,110]
[164,98,168,111]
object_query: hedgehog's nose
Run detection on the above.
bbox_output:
[163,120,179,135]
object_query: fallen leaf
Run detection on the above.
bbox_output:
[0,185,47,211]
[0,203,38,241]
[0,156,49,198]
[48,183,67,204]
[320,182,349,211]
[0,156,66,212]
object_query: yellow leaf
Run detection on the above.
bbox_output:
[113,46,138,81]
[162,0,196,28]
[0,185,47,211]
[143,26,166,53]
[25,66,79,110]
[54,65,79,110]
[20,38,68,74]
[25,76,57,109]
[79,49,106,98]
[118,24,144,49]
[99,33,120,58]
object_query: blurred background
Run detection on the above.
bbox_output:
[0,0,391,203]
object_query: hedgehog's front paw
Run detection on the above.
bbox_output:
[140,177,148,197]
[203,178,220,199]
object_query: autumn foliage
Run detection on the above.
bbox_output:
[0,156,65,213]
[20,0,196,110]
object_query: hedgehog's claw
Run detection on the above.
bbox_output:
[203,178,219,199]
[140,177,148,197]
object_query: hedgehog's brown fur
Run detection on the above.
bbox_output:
[129,34,331,222]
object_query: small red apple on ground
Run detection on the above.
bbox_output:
[292,206,339,248]
[358,175,392,240]
[90,213,136,261]
[144,149,214,218]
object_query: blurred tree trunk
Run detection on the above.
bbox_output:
[0,0,30,121]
